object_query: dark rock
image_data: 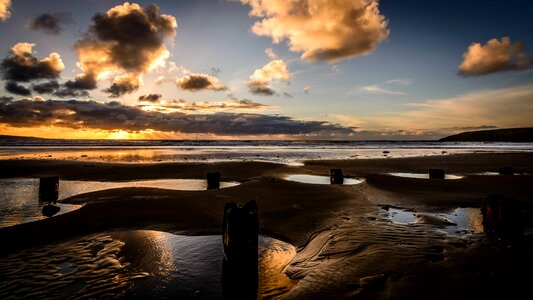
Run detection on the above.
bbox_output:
[222,200,259,299]
[498,166,514,176]
[39,176,59,202]
[428,169,445,179]
[481,194,522,235]
[330,168,344,184]
[206,172,221,190]
[382,151,390,154]
[42,204,60,217]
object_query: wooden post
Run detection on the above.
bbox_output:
[222,200,259,299]
[481,194,521,235]
[39,176,59,202]
[428,169,445,179]
[206,172,221,190]
[330,168,344,184]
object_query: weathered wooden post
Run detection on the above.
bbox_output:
[222,200,259,299]
[39,176,59,202]
[481,194,521,235]
[330,168,344,184]
[498,166,514,176]
[42,204,60,217]
[207,172,221,190]
[428,169,445,179]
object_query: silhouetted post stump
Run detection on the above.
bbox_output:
[39,176,59,202]
[428,169,445,179]
[207,172,221,190]
[330,169,344,184]
[42,204,60,217]
[498,166,515,176]
[481,194,521,235]
[222,200,259,299]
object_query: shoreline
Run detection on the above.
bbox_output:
[1,153,533,299]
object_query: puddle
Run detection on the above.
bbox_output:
[471,172,528,176]
[387,208,417,224]
[0,178,240,228]
[383,207,483,236]
[0,230,297,299]
[284,174,363,185]
[389,172,463,180]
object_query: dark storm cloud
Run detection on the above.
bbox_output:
[31,80,89,98]
[28,13,73,35]
[156,99,269,111]
[72,3,177,96]
[5,81,31,96]
[0,96,13,102]
[0,99,354,136]
[176,74,227,91]
[0,43,64,82]
[138,94,162,102]
[32,80,60,94]
[64,74,98,90]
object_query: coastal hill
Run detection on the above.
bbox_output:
[440,128,533,142]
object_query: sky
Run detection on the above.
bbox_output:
[0,0,532,140]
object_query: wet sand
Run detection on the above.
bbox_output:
[1,152,532,299]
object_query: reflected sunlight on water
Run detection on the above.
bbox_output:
[0,230,296,299]
[389,173,463,180]
[285,174,363,185]
[0,179,240,228]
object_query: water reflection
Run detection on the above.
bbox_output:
[0,179,240,227]
[389,173,463,180]
[0,230,297,299]
[285,174,363,185]
[384,207,484,236]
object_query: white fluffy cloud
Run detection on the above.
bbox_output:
[241,0,389,62]
[248,49,291,95]
[459,37,532,76]
[0,0,11,21]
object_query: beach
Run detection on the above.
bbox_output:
[0,152,532,299]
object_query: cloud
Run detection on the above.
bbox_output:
[0,98,354,136]
[241,0,389,62]
[138,93,162,102]
[265,48,277,59]
[357,79,411,95]
[31,80,89,98]
[0,0,11,22]
[70,3,177,96]
[303,86,311,94]
[31,80,60,94]
[335,84,533,138]
[459,37,532,76]
[28,13,73,34]
[248,51,291,95]
[0,42,65,82]
[358,84,407,95]
[155,76,166,85]
[176,74,227,91]
[150,99,270,112]
[5,81,32,96]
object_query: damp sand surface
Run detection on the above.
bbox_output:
[0,153,532,299]
[0,230,296,300]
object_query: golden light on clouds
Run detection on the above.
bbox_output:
[241,0,389,62]
[459,37,532,76]
[0,0,10,21]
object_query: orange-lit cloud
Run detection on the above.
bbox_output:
[333,84,533,138]
[143,99,269,113]
[0,0,11,21]
[241,0,389,62]
[1,42,64,82]
[176,74,227,91]
[0,98,353,136]
[248,49,291,95]
[459,37,532,76]
[69,2,177,97]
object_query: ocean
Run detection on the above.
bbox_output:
[0,140,532,165]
